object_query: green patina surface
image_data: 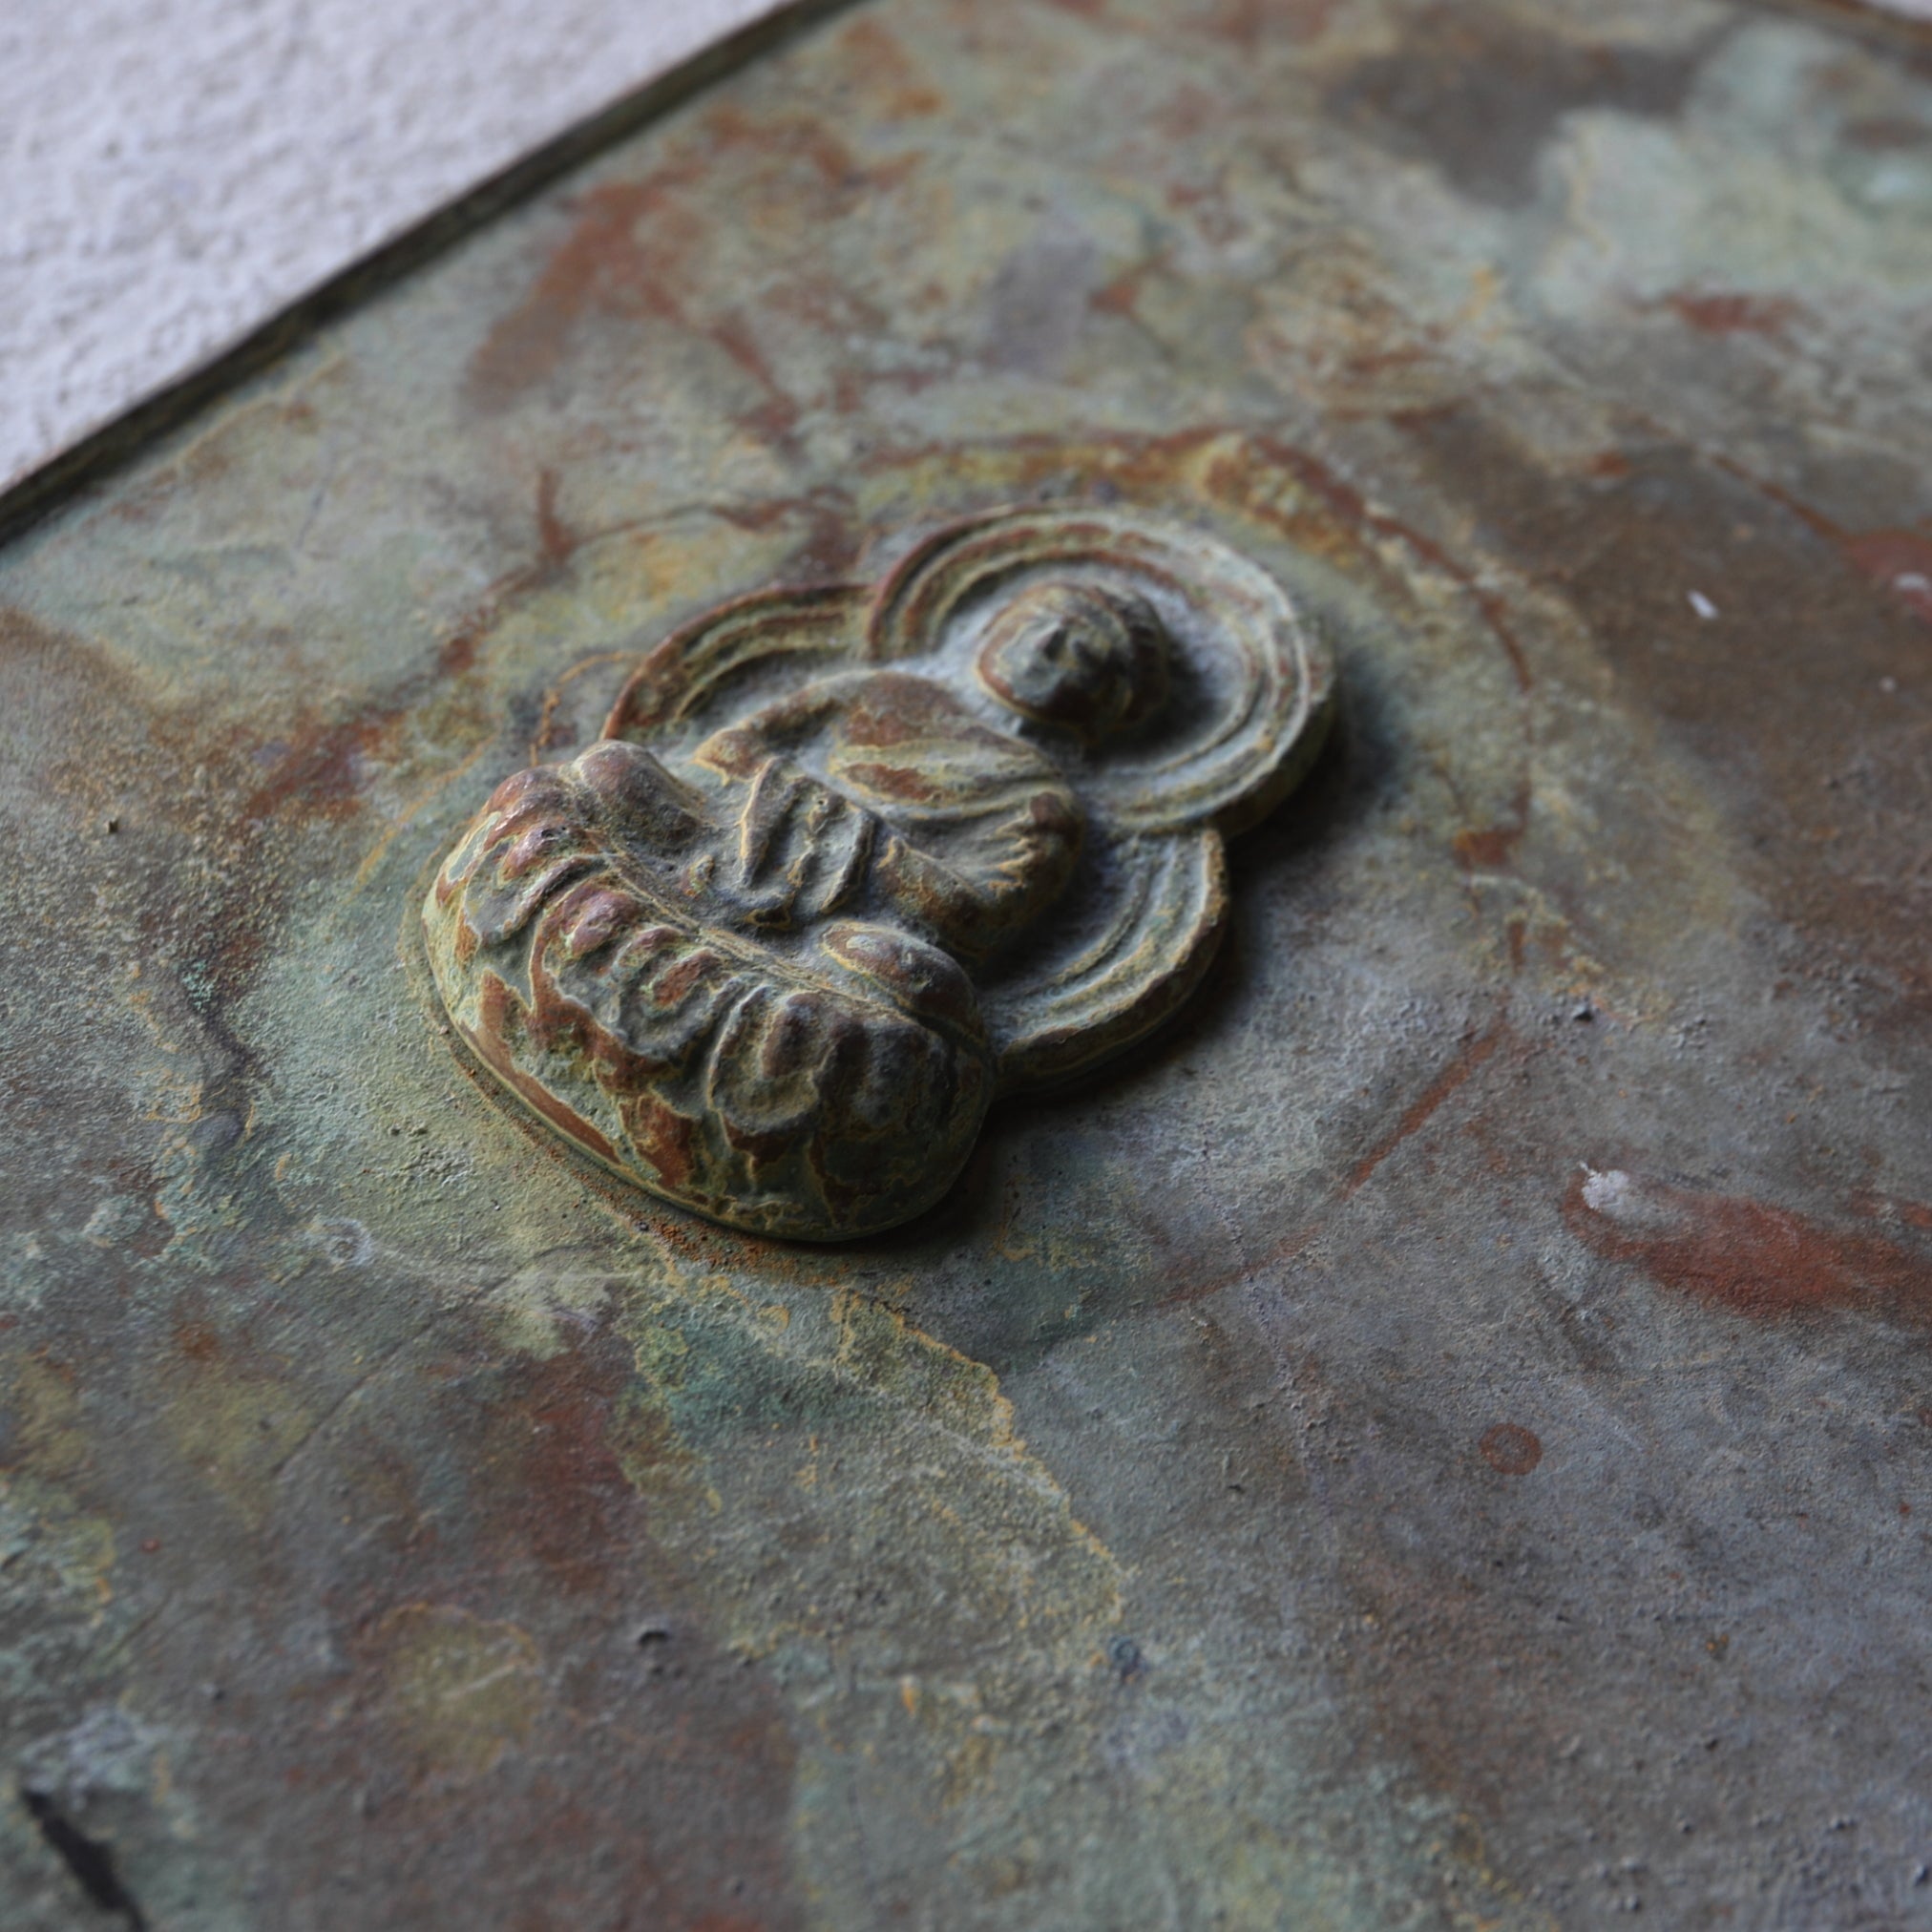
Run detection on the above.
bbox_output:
[5,0,1932,1924]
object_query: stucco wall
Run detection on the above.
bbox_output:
[0,0,776,491]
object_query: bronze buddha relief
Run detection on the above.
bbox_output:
[424,507,1334,1236]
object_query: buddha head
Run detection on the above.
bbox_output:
[974,579,1172,744]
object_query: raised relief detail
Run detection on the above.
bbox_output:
[423,509,1335,1238]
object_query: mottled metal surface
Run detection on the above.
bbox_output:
[4,0,1932,1924]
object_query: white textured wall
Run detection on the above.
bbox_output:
[0,0,778,491]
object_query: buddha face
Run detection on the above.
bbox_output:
[974,580,1172,743]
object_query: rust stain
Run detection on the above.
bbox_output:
[1453,826,1520,869]
[1852,1187,1932,1233]
[535,466,575,573]
[467,176,703,405]
[1452,779,1532,874]
[439,472,618,681]
[6,602,488,1115]
[836,17,943,116]
[1565,1168,1932,1321]
[1204,0,1340,47]
[1344,1020,1507,1199]
[1478,1424,1543,1475]
[1662,289,1803,339]
[297,1312,805,1928]
[1703,452,1932,629]
[234,707,393,829]
[467,104,886,415]
[1234,425,1535,694]
[174,1319,222,1364]
[1842,527,1932,624]
[482,1342,651,1599]
[1089,252,1169,321]
[1803,0,1932,46]
[708,309,804,445]
[702,101,867,193]
[1846,115,1932,149]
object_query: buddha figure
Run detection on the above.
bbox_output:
[423,508,1334,1239]
[677,578,1173,959]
